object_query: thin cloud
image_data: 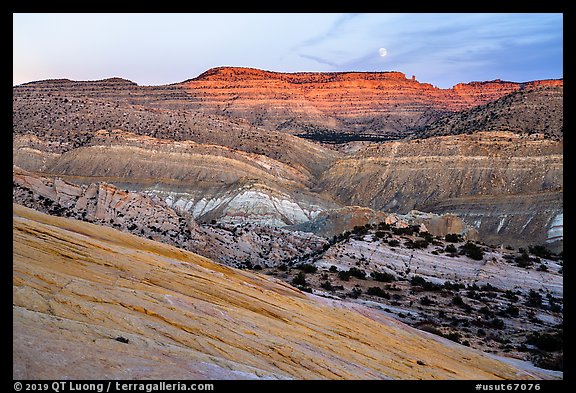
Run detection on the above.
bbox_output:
[298,54,340,68]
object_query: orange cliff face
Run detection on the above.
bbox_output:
[178,67,563,135]
[13,66,562,137]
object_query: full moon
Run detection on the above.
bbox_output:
[378,47,387,57]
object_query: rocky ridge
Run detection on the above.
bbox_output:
[412,86,563,140]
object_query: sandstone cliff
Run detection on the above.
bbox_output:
[13,68,562,139]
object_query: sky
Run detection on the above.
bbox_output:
[13,13,563,88]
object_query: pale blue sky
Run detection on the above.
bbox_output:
[13,13,563,88]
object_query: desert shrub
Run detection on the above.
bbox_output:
[411,275,442,291]
[253,265,262,270]
[526,289,543,308]
[392,226,414,236]
[443,281,465,291]
[479,306,494,318]
[459,242,484,260]
[534,354,563,371]
[329,265,338,273]
[528,244,553,259]
[375,231,387,239]
[504,290,519,302]
[292,272,307,286]
[515,252,533,268]
[445,233,462,243]
[338,270,351,281]
[480,283,500,293]
[378,222,391,230]
[489,318,506,330]
[348,267,366,280]
[505,304,520,317]
[297,263,317,273]
[278,264,288,272]
[349,288,362,299]
[419,324,443,336]
[420,296,434,306]
[387,239,400,247]
[466,289,481,300]
[445,244,457,253]
[444,332,461,343]
[320,281,334,291]
[452,295,466,307]
[370,271,396,282]
[352,224,371,236]
[366,286,390,299]
[527,332,563,352]
[406,239,429,249]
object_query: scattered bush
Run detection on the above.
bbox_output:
[479,306,494,318]
[420,296,434,306]
[375,231,387,239]
[297,263,317,273]
[352,225,369,236]
[515,252,533,268]
[505,304,520,317]
[421,232,434,243]
[366,286,390,299]
[378,222,391,231]
[320,281,334,291]
[445,233,462,243]
[528,245,554,259]
[411,275,442,291]
[459,242,484,260]
[452,295,466,307]
[338,270,351,281]
[443,281,465,291]
[329,265,338,273]
[534,354,563,371]
[392,226,414,236]
[370,271,396,282]
[387,239,400,247]
[445,244,457,253]
[349,287,362,299]
[348,267,367,280]
[292,272,307,286]
[527,331,563,352]
[526,289,543,308]
[489,318,506,330]
[503,290,519,302]
[444,332,461,343]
